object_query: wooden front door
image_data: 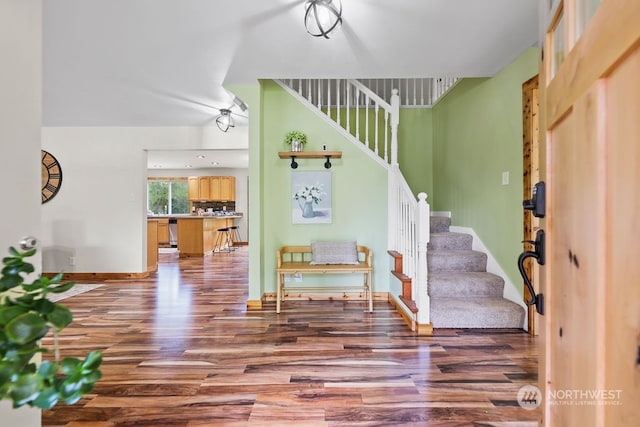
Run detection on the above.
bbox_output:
[540,0,640,425]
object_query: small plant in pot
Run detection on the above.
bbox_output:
[284,130,307,152]
[0,243,102,410]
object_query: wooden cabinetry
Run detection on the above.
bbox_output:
[209,176,221,201]
[177,217,230,257]
[188,177,199,201]
[220,176,235,201]
[157,218,169,247]
[198,177,210,200]
[187,176,236,202]
[147,220,158,272]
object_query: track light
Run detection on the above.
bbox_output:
[304,0,342,39]
[216,109,234,132]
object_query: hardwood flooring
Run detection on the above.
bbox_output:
[41,247,539,426]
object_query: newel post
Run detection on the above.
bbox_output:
[415,192,430,325]
[390,89,400,166]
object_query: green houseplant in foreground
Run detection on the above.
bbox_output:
[0,245,102,410]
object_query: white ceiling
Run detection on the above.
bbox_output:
[42,0,539,169]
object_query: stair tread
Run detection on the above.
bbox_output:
[429,272,504,298]
[428,250,487,273]
[429,271,503,280]
[428,250,485,256]
[430,297,525,328]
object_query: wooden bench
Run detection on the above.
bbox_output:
[276,245,373,313]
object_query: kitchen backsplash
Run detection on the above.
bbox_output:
[193,201,236,212]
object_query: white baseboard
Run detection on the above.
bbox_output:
[449,225,528,331]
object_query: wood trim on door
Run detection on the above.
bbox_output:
[522,74,540,336]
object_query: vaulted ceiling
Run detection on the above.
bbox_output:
[43,0,539,168]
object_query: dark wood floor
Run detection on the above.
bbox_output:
[41,247,540,426]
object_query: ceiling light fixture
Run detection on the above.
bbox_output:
[304,0,342,39]
[216,109,234,132]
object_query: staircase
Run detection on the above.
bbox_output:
[428,216,525,328]
[276,78,523,331]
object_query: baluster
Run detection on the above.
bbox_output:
[346,83,350,134]
[327,80,332,120]
[421,79,425,106]
[410,78,414,106]
[384,110,389,163]
[374,103,379,155]
[355,87,360,142]
[298,79,303,96]
[317,79,322,110]
[336,80,341,126]
[365,94,370,148]
[405,79,409,105]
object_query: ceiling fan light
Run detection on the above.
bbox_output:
[304,0,342,39]
[216,109,234,132]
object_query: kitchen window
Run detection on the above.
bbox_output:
[148,178,189,215]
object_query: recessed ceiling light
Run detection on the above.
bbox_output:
[153,164,162,168]
[197,155,205,159]
[185,165,193,168]
[211,162,219,166]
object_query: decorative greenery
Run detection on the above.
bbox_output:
[284,130,307,145]
[0,246,102,410]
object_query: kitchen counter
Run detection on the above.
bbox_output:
[147,213,243,219]
[175,215,241,257]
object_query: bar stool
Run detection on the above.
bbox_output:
[214,227,231,253]
[229,226,241,247]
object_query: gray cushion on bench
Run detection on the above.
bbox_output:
[310,241,359,265]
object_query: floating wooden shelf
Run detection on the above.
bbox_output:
[278,151,342,169]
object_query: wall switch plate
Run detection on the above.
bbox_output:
[69,256,76,266]
[502,171,510,185]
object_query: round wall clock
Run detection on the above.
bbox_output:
[41,150,63,203]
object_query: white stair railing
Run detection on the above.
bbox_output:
[357,78,459,107]
[276,78,430,326]
[281,79,399,165]
[388,165,431,326]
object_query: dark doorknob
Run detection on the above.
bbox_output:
[518,229,545,315]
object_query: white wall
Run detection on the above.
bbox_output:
[0,0,43,424]
[41,127,248,273]
[148,167,249,241]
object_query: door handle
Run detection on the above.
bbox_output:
[518,229,545,315]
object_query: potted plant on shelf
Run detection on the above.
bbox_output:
[0,243,102,410]
[284,130,307,152]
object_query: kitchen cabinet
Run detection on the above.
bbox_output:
[209,176,221,201]
[176,216,241,257]
[157,218,169,247]
[147,219,158,272]
[220,176,235,201]
[198,176,210,200]
[187,176,236,202]
[188,177,199,201]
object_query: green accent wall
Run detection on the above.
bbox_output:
[398,108,433,199]
[230,48,538,303]
[240,80,390,298]
[432,47,540,291]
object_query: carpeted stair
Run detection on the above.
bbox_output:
[428,216,525,328]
